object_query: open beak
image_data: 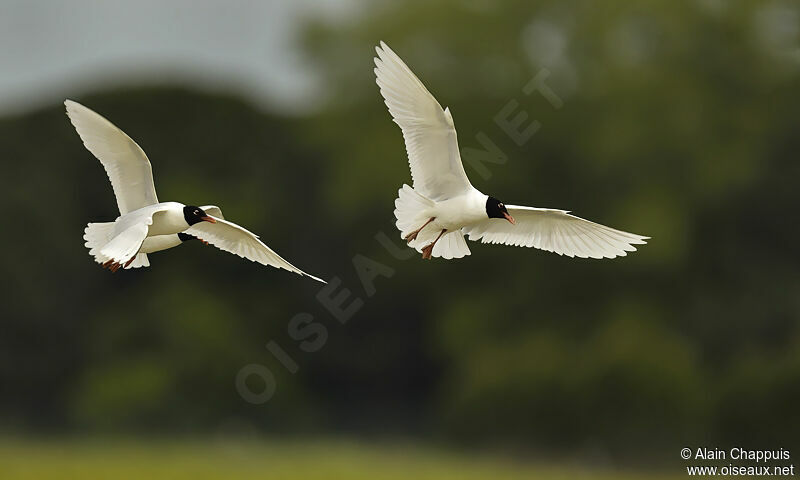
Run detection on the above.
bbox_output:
[503,212,516,225]
[200,216,217,224]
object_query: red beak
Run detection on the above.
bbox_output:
[503,212,516,225]
[200,216,217,224]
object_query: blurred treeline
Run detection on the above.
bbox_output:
[1,0,799,459]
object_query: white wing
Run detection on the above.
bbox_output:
[463,205,649,259]
[94,205,173,266]
[200,205,224,219]
[374,41,473,201]
[65,100,159,215]
[100,222,150,265]
[185,216,325,283]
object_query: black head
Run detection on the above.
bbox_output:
[485,196,515,224]
[183,205,216,226]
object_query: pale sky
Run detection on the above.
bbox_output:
[0,0,353,115]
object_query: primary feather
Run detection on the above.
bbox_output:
[463,206,648,259]
[185,216,326,283]
[65,100,159,215]
[374,42,473,201]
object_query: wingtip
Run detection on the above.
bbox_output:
[64,99,81,111]
[376,40,395,58]
[64,99,85,120]
[306,273,327,284]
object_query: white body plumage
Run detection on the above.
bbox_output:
[426,190,490,231]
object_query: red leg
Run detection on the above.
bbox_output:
[421,229,447,260]
[405,217,435,243]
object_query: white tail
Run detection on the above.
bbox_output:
[393,184,471,259]
[432,230,471,259]
[125,253,150,269]
[84,222,116,264]
[394,184,434,239]
[83,222,150,269]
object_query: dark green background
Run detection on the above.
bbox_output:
[2,0,798,461]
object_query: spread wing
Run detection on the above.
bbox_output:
[374,41,473,201]
[185,216,325,283]
[463,205,649,259]
[65,99,159,215]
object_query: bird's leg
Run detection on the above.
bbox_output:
[421,229,447,260]
[102,260,114,270]
[405,217,435,243]
[123,256,136,268]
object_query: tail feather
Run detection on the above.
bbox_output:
[393,184,471,259]
[432,230,471,259]
[394,184,434,238]
[124,253,150,269]
[84,222,151,269]
[84,222,116,264]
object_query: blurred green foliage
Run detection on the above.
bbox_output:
[1,0,799,460]
[0,439,686,480]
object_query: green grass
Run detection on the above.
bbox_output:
[0,438,682,480]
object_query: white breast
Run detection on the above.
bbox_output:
[139,234,182,254]
[434,190,488,230]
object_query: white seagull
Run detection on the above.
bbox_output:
[374,42,649,260]
[66,100,324,282]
